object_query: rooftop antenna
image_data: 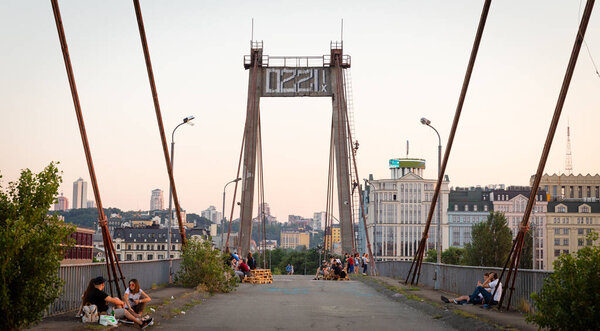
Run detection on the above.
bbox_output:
[406,140,409,157]
[341,18,344,42]
[251,18,254,41]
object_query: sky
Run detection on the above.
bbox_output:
[1,0,599,222]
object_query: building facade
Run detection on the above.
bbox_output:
[313,211,326,231]
[72,178,87,209]
[62,227,95,264]
[491,186,547,270]
[535,173,600,201]
[545,201,600,270]
[447,187,492,248]
[366,158,449,261]
[280,230,310,249]
[324,224,341,251]
[54,192,69,211]
[150,189,164,211]
[113,226,208,261]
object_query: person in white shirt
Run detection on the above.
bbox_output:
[124,279,152,319]
[442,272,501,305]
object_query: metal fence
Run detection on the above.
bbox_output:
[46,259,181,316]
[376,261,552,308]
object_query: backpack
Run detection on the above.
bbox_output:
[81,304,99,323]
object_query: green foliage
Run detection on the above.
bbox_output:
[55,207,121,229]
[424,249,437,263]
[463,211,512,267]
[176,240,237,293]
[255,247,321,275]
[186,214,212,229]
[0,163,75,331]
[424,247,465,265]
[519,228,533,269]
[526,232,600,330]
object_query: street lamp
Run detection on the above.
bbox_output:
[167,115,194,283]
[364,179,378,262]
[420,117,442,290]
[221,177,242,251]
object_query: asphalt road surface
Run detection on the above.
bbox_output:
[158,275,458,330]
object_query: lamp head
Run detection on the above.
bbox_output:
[420,117,431,125]
[234,177,242,182]
[183,115,195,124]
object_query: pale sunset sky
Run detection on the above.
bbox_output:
[1,0,599,221]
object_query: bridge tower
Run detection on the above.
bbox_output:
[236,41,354,256]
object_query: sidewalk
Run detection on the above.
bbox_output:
[364,276,536,331]
[29,286,202,330]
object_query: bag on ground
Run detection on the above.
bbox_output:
[81,304,99,323]
[99,314,118,326]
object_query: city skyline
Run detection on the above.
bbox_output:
[1,0,600,220]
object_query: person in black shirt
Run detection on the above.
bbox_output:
[247,252,256,270]
[83,276,153,328]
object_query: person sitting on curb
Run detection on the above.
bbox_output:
[235,259,251,281]
[124,279,151,320]
[441,272,502,306]
[83,276,153,328]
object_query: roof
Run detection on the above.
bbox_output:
[448,189,493,212]
[113,227,207,243]
[547,201,600,213]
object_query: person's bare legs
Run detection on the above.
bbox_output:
[453,295,469,302]
[123,310,143,326]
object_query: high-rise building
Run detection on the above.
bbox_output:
[366,158,450,261]
[313,211,326,231]
[54,192,69,211]
[150,189,164,211]
[280,230,310,249]
[86,200,96,208]
[201,206,222,224]
[72,178,88,209]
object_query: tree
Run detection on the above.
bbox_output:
[176,240,237,293]
[526,232,600,330]
[463,211,512,267]
[519,229,533,269]
[0,163,75,331]
[424,247,465,265]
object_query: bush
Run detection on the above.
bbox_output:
[526,232,600,330]
[175,240,237,293]
[0,163,75,331]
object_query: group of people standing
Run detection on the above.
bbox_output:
[314,252,370,280]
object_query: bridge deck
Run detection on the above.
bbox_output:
[160,275,456,330]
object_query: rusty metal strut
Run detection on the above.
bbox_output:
[50,0,125,298]
[132,0,186,246]
[406,0,493,285]
[494,0,595,311]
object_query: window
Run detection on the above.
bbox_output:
[578,239,584,246]
[147,254,153,260]
[563,249,569,255]
[116,244,120,250]
[563,239,569,246]
[172,245,175,250]
[563,228,569,235]
[158,255,164,259]
[127,244,131,250]
[554,238,560,246]
[554,228,560,235]
[578,228,584,235]
[554,249,561,257]
[126,254,132,261]
[454,205,458,211]
[465,205,469,211]
[557,206,566,213]
[116,254,121,261]
[136,254,143,261]
[484,205,488,212]
[474,205,478,211]
[581,206,590,213]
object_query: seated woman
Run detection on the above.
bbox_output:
[124,279,151,319]
[83,276,152,328]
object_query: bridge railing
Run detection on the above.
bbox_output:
[376,261,551,309]
[46,259,181,316]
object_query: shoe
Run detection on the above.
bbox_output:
[441,296,450,303]
[140,318,153,329]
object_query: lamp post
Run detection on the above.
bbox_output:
[167,115,194,283]
[221,178,241,251]
[420,117,442,290]
[364,179,378,262]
